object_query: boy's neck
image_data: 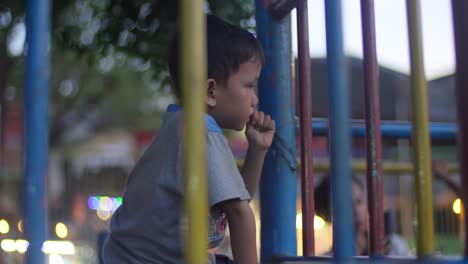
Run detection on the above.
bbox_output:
[166,104,222,133]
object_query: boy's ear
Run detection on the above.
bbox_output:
[206,78,217,107]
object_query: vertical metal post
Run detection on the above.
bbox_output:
[180,0,207,263]
[296,0,315,256]
[451,0,468,257]
[406,0,435,256]
[255,2,297,262]
[324,0,354,260]
[24,0,50,263]
[360,0,385,256]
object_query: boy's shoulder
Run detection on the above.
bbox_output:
[164,104,224,134]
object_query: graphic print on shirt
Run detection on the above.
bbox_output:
[208,212,228,249]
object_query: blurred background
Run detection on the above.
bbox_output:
[0,0,461,263]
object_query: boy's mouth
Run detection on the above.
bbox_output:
[250,107,257,116]
[248,112,255,122]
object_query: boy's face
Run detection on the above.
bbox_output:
[207,61,261,130]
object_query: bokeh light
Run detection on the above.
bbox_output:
[0,219,10,234]
[97,210,111,221]
[88,196,123,211]
[55,222,68,239]
[453,198,462,215]
[18,219,23,233]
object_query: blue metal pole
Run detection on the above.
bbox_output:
[306,119,457,140]
[324,0,354,260]
[451,0,468,257]
[25,0,50,263]
[255,2,297,262]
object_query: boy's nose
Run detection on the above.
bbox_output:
[251,92,259,107]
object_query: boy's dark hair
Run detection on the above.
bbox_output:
[168,15,265,100]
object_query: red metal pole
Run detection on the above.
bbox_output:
[452,0,468,257]
[296,0,315,256]
[360,0,385,256]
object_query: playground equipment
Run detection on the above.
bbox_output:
[21,0,467,263]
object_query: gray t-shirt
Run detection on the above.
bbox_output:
[103,105,250,263]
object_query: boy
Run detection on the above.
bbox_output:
[103,15,274,264]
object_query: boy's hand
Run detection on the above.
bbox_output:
[245,110,275,151]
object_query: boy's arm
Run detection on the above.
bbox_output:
[218,199,258,264]
[242,110,275,197]
[241,147,267,197]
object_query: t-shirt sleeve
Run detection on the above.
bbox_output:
[206,132,251,207]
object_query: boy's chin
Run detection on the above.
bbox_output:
[232,124,246,131]
[221,120,247,131]
[229,122,246,131]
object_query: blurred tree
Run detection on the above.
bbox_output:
[47,49,172,146]
[54,0,256,88]
[51,0,255,146]
[1,0,256,149]
[0,1,71,154]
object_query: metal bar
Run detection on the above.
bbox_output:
[304,119,456,140]
[24,0,50,263]
[270,256,466,263]
[255,2,298,261]
[324,0,354,260]
[360,0,385,256]
[296,0,315,256]
[406,0,435,256]
[451,0,468,257]
[311,160,459,174]
[237,159,459,174]
[180,0,207,263]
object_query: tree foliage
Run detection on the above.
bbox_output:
[55,0,256,84]
[1,0,256,147]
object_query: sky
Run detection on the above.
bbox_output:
[291,0,455,80]
[8,0,454,80]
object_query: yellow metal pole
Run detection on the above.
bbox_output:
[180,1,207,263]
[406,0,435,256]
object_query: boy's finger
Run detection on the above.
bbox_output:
[249,110,259,125]
[263,115,271,128]
[257,112,265,127]
[269,119,276,130]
